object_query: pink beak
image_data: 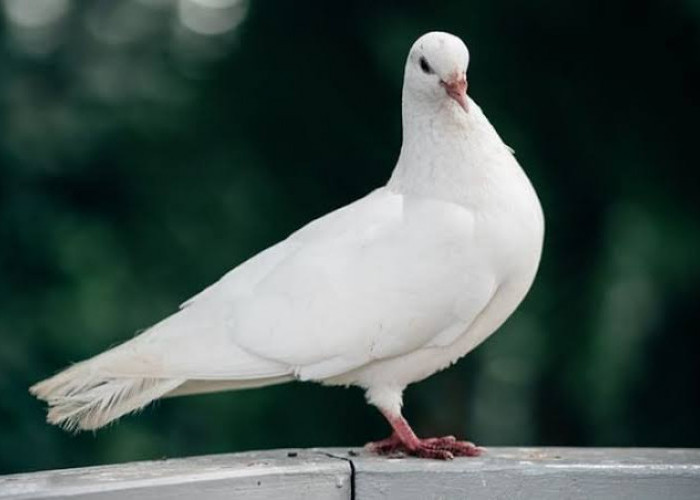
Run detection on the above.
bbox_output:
[441,77,469,112]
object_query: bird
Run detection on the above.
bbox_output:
[31,31,544,460]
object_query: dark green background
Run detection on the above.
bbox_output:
[1,0,699,474]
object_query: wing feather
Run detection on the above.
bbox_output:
[228,188,497,380]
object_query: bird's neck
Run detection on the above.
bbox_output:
[388,96,519,207]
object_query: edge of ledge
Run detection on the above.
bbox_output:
[1,447,699,500]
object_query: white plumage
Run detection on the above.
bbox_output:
[31,32,543,457]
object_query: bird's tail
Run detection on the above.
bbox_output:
[30,360,185,432]
[30,298,295,431]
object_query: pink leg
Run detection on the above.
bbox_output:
[366,411,483,460]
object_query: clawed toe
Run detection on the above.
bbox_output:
[414,446,455,460]
[418,436,482,458]
[367,434,483,460]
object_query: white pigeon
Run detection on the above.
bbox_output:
[31,31,544,459]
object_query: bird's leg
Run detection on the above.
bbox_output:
[366,410,483,460]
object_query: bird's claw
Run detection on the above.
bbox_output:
[366,435,483,460]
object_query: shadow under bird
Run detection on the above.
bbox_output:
[31,31,544,460]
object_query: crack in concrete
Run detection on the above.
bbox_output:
[318,450,357,500]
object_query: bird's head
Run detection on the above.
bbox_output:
[403,32,470,113]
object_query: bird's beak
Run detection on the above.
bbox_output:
[441,77,469,112]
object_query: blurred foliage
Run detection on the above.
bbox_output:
[1,0,699,474]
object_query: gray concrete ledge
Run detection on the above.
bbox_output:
[1,447,699,500]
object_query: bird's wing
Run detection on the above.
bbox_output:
[84,188,496,382]
[228,188,498,380]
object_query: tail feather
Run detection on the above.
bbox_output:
[30,295,294,431]
[31,367,184,431]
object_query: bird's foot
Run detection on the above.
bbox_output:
[366,433,404,456]
[366,434,483,460]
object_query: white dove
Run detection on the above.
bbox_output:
[31,31,544,459]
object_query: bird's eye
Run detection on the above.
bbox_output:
[419,57,434,74]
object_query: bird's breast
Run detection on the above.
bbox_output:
[473,166,544,284]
